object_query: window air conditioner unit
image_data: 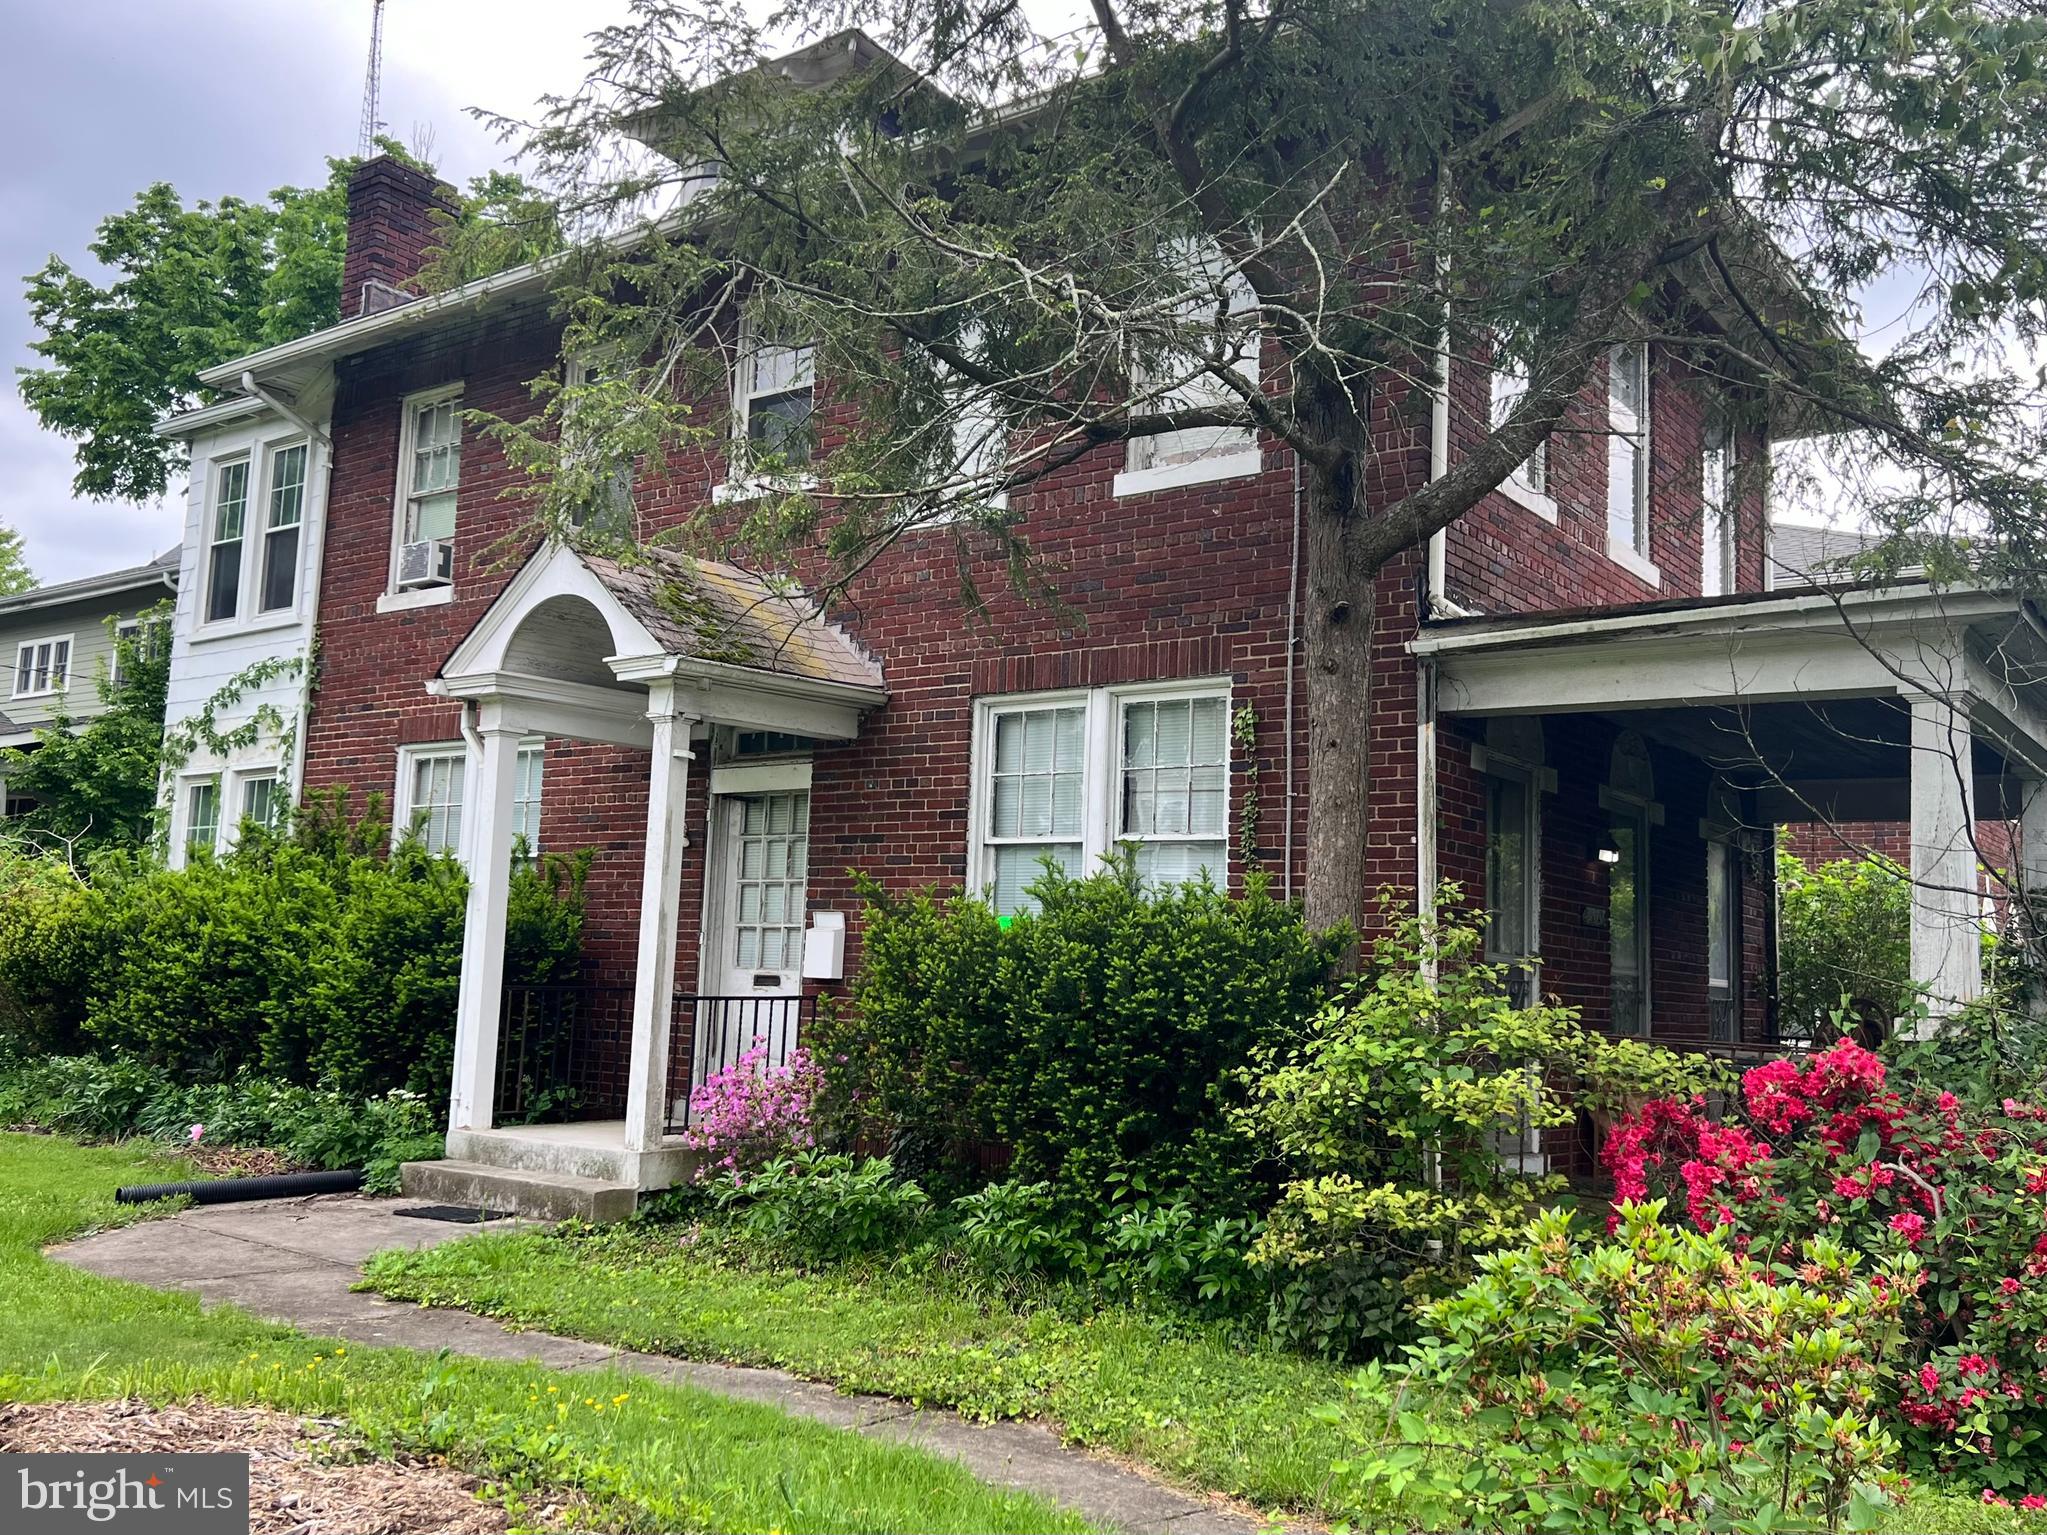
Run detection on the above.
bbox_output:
[397,538,454,590]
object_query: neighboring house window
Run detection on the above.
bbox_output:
[241,773,280,833]
[512,744,545,852]
[392,386,462,591]
[11,636,71,699]
[1706,837,1740,1041]
[1606,342,1653,575]
[734,311,816,468]
[1701,417,1737,597]
[941,325,1007,513]
[205,457,250,622]
[971,681,1232,916]
[1489,350,1554,518]
[397,740,544,861]
[186,779,221,857]
[109,619,139,686]
[1121,237,1261,492]
[259,442,308,613]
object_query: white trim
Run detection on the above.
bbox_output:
[387,381,465,598]
[394,740,471,859]
[1112,447,1263,499]
[711,473,819,506]
[1606,342,1652,569]
[709,759,814,795]
[376,585,456,614]
[1605,539,1663,588]
[966,676,1233,912]
[10,633,75,700]
[729,307,815,474]
[1497,475,1559,523]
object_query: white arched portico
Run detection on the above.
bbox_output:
[426,541,885,1191]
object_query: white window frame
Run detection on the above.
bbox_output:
[1489,352,1557,522]
[1115,239,1263,498]
[108,619,141,687]
[1606,342,1659,586]
[967,678,1232,915]
[1701,417,1737,598]
[256,437,311,616]
[11,634,73,700]
[200,453,252,627]
[512,740,545,853]
[715,307,818,503]
[394,738,544,864]
[563,355,635,533]
[380,383,464,612]
[183,775,222,860]
[239,771,282,834]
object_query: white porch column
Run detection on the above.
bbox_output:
[624,682,697,1155]
[448,721,525,1132]
[1908,691,1983,1029]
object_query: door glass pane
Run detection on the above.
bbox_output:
[729,790,810,979]
[1487,775,1531,959]
[1608,820,1645,1034]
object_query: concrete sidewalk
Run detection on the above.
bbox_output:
[53,1196,1265,1535]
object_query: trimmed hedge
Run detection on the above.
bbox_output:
[0,791,587,1097]
[814,862,1344,1215]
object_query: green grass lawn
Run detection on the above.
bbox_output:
[0,1133,1089,1534]
[364,1217,2047,1534]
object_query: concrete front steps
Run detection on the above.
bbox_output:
[401,1120,699,1223]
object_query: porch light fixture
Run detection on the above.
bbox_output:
[1595,845,1623,865]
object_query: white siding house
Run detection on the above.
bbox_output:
[155,392,331,865]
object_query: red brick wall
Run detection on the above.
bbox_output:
[340,156,458,318]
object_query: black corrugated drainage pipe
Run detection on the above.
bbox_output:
[115,1170,364,1205]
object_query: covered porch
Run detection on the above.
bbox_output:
[1413,582,2047,1034]
[403,542,885,1216]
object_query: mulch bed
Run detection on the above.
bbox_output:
[0,1399,534,1534]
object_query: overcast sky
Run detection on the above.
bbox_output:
[1,0,637,585]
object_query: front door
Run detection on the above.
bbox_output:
[695,789,811,1087]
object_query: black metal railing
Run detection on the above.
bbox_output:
[495,982,633,1124]
[665,993,817,1135]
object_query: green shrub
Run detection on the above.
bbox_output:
[1335,1205,1908,1533]
[1097,1201,1264,1319]
[1778,849,1914,1042]
[0,791,589,1097]
[711,1152,932,1264]
[815,861,1343,1216]
[951,1178,1092,1286]
[1239,893,1724,1358]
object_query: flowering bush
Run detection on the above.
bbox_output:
[1603,1038,2047,1492]
[680,1041,822,1180]
[1339,1204,1909,1533]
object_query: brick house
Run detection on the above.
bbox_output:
[169,40,2047,1214]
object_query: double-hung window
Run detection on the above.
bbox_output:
[563,357,634,533]
[240,773,280,834]
[1118,238,1262,494]
[258,443,308,613]
[11,636,71,699]
[1606,343,1654,579]
[389,387,462,596]
[186,779,221,858]
[972,682,1231,916]
[1489,349,1555,519]
[204,458,250,623]
[1701,417,1737,597]
[398,740,544,862]
[734,311,816,469]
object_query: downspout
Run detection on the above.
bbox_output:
[242,373,334,809]
[1283,449,1302,901]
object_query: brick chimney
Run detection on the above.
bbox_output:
[341,155,461,318]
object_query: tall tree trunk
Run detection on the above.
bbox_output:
[1301,459,1380,941]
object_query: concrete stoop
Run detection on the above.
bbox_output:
[400,1159,638,1223]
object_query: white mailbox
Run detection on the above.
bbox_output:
[801,910,846,981]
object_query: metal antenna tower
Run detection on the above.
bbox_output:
[356,0,387,158]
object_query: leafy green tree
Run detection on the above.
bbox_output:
[0,606,171,858]
[0,524,31,596]
[492,0,2047,932]
[1776,848,1913,1042]
[19,146,560,504]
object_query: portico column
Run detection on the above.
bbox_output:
[624,682,697,1155]
[1908,691,1982,1030]
[448,722,525,1133]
